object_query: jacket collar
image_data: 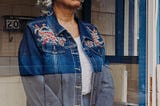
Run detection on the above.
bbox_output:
[46,11,66,36]
[76,17,93,41]
[46,11,93,41]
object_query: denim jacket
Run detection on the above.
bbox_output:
[18,12,114,106]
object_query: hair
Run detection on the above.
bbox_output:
[36,0,52,8]
[36,0,84,15]
[36,0,53,15]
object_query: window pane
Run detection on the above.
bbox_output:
[124,0,139,56]
[110,63,139,105]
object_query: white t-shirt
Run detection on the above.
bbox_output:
[74,37,93,95]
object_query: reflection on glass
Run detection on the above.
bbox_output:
[110,63,139,105]
[124,0,139,56]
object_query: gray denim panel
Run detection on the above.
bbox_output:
[22,76,45,106]
[22,73,81,106]
[95,65,114,106]
[22,67,114,106]
[61,73,77,106]
[44,74,63,103]
[22,75,62,106]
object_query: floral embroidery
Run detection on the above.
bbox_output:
[86,27,103,47]
[34,24,66,46]
[57,37,66,46]
[85,41,94,48]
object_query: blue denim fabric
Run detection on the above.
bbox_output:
[83,94,90,106]
[18,12,105,76]
[19,11,114,106]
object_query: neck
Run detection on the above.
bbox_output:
[53,4,75,22]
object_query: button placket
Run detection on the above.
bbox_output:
[69,36,82,106]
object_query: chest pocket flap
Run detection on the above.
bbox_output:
[42,43,65,54]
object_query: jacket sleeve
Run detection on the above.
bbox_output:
[19,25,62,106]
[91,25,108,65]
[18,25,43,76]
[93,27,114,106]
[96,65,114,106]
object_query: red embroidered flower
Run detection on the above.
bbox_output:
[34,24,66,46]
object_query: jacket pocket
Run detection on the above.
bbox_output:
[42,43,65,55]
[41,44,66,74]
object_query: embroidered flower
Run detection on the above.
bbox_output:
[87,27,103,47]
[57,37,66,46]
[34,24,66,46]
[85,41,94,48]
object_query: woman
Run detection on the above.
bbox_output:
[18,0,114,106]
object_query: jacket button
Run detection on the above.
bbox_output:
[94,87,97,90]
[75,85,82,89]
[75,68,81,71]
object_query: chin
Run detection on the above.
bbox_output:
[71,1,81,8]
[72,4,81,9]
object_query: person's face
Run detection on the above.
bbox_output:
[54,0,81,9]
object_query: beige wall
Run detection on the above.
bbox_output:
[0,1,40,105]
[109,64,138,104]
[91,0,115,55]
[0,0,40,56]
[0,76,26,106]
[0,0,40,76]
